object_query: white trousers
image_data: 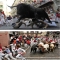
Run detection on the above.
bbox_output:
[16,54,26,60]
[0,18,5,25]
[0,53,5,60]
[12,49,16,55]
[5,53,16,60]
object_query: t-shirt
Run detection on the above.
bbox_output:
[5,48,11,54]
[17,48,26,54]
[10,44,16,51]
[26,40,30,45]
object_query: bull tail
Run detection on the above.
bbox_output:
[7,5,17,8]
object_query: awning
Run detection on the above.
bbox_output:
[38,1,54,8]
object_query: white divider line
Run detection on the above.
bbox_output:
[25,57,60,59]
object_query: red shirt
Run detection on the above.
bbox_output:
[56,13,60,18]
[50,40,53,43]
[18,36,22,42]
[26,40,30,45]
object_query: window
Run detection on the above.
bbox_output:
[0,5,3,8]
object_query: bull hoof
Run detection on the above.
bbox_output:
[49,21,52,24]
[43,26,47,29]
[43,25,48,29]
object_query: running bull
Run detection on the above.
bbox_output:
[8,3,52,29]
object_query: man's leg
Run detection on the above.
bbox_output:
[21,56,26,60]
[16,54,26,60]
[5,54,10,60]
[9,53,16,60]
[16,54,22,59]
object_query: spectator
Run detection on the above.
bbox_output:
[56,9,60,22]
[26,39,30,46]
[10,42,16,56]
[7,15,12,20]
[10,35,15,44]
[1,10,6,19]
[0,47,5,60]
[16,44,26,60]
[50,13,56,21]
[4,46,16,60]
[0,9,5,26]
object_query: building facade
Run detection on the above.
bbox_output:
[55,0,60,9]
[11,0,58,16]
[11,0,33,16]
[0,0,8,15]
[0,1,3,10]
[0,32,9,46]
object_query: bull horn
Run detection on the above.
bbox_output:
[7,5,16,8]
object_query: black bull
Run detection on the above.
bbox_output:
[10,3,52,28]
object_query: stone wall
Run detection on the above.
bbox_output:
[0,32,9,46]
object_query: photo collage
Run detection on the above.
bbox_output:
[0,0,60,60]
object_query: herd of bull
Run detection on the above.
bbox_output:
[30,40,58,54]
[9,3,52,29]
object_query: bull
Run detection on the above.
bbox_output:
[8,3,52,29]
[30,44,38,53]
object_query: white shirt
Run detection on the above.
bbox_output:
[16,38,19,41]
[10,44,16,51]
[0,13,5,24]
[30,39,35,47]
[17,48,26,54]
[0,13,4,19]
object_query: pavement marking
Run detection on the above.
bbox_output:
[25,57,60,59]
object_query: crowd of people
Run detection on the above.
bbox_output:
[0,43,26,60]
[0,33,60,60]
[0,9,17,26]
[46,7,60,23]
[56,8,60,22]
[9,33,60,53]
[0,7,60,27]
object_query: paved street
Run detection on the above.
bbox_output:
[15,46,60,60]
[3,46,60,60]
[3,43,60,60]
[0,21,60,30]
[23,57,60,60]
[24,47,60,57]
[9,46,60,60]
[16,57,60,60]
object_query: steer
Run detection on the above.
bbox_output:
[30,44,38,53]
[8,3,52,29]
